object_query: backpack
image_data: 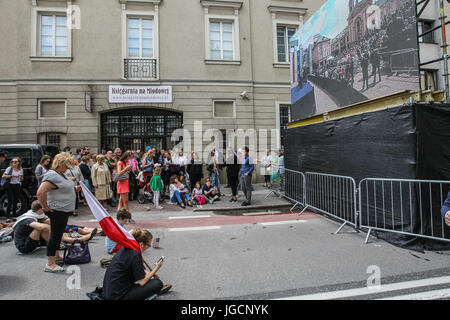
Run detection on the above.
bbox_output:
[196,195,207,205]
[0,167,11,188]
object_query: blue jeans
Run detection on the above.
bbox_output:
[210,172,221,194]
[171,190,191,204]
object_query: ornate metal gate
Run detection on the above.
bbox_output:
[101,108,183,151]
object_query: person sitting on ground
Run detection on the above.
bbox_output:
[0,221,14,243]
[105,209,132,254]
[65,224,99,238]
[169,175,192,208]
[202,179,220,204]
[102,228,171,300]
[13,200,95,255]
[150,167,164,210]
[192,182,206,205]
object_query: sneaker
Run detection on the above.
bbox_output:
[1,236,12,243]
[155,206,163,210]
[160,284,172,294]
[241,201,250,206]
[209,199,214,204]
[145,293,158,300]
[44,264,65,273]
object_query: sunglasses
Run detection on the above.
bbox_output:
[11,160,19,163]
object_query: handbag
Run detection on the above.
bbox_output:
[112,170,129,182]
[0,167,11,188]
[63,240,91,265]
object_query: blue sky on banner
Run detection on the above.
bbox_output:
[291,0,354,48]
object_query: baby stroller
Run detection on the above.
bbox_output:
[136,171,165,204]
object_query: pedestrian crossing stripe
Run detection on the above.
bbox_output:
[274,275,450,300]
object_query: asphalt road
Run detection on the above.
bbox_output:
[1,208,450,300]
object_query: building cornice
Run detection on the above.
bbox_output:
[119,0,162,10]
[268,5,307,15]
[31,0,73,6]
[200,0,244,10]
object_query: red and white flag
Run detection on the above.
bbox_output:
[80,182,141,253]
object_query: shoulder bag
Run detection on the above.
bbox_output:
[63,240,91,265]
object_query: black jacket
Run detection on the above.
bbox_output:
[226,155,240,180]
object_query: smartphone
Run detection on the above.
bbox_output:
[157,256,164,263]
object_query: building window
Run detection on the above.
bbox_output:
[38,100,67,119]
[277,26,297,63]
[210,21,234,60]
[46,134,61,148]
[418,21,434,43]
[40,14,67,56]
[280,104,291,147]
[31,6,72,60]
[201,0,242,64]
[127,17,154,58]
[420,70,437,91]
[213,100,235,118]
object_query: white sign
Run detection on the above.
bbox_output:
[109,86,173,103]
[85,92,92,112]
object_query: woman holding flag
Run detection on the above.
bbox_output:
[102,228,166,300]
[80,182,172,299]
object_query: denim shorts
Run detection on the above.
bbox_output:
[65,225,85,233]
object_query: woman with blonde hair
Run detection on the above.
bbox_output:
[102,228,167,300]
[37,152,80,273]
[2,157,24,222]
[91,154,112,207]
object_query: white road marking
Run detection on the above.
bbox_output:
[168,226,221,232]
[243,212,281,216]
[168,215,211,220]
[88,219,98,222]
[274,276,450,300]
[378,288,450,300]
[260,220,307,226]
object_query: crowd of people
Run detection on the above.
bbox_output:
[0,145,285,299]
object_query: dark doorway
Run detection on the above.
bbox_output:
[101,108,183,152]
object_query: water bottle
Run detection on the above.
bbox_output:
[1,236,12,243]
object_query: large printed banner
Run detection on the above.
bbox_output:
[290,0,420,121]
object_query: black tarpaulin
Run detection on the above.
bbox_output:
[284,103,450,252]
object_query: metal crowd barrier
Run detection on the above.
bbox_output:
[359,178,450,244]
[301,172,358,234]
[266,169,306,212]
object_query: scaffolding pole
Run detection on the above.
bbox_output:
[439,0,450,102]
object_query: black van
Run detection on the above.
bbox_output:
[0,144,59,215]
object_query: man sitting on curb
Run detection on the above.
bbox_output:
[13,200,95,255]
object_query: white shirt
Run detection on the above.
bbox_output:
[177,156,188,166]
[263,155,272,167]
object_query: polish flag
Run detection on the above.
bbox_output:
[80,182,141,253]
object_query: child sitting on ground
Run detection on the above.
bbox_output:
[150,167,164,210]
[202,179,220,204]
[192,182,206,205]
[105,209,132,254]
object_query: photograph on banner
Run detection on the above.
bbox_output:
[289,0,419,121]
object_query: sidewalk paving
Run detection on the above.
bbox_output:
[68,183,292,224]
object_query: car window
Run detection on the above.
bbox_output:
[0,149,32,170]
[43,146,59,158]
